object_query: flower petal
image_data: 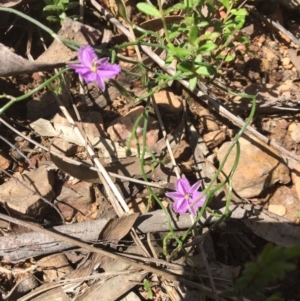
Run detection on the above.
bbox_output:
[78,45,97,67]
[95,75,105,90]
[188,205,198,216]
[69,65,91,77]
[166,192,184,200]
[195,194,206,207]
[190,190,202,201]
[98,57,109,64]
[81,71,98,84]
[173,197,188,214]
[190,180,201,193]
[175,178,190,195]
[97,64,121,79]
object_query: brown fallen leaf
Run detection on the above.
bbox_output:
[288,49,300,73]
[100,213,139,244]
[0,43,65,76]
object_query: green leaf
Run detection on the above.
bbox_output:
[198,40,217,54]
[59,12,66,21]
[188,25,198,45]
[223,55,234,62]
[220,0,229,9]
[231,244,299,298]
[165,3,185,14]
[231,8,248,16]
[66,2,79,10]
[202,31,220,40]
[236,35,249,44]
[194,54,202,64]
[116,0,130,22]
[43,5,60,11]
[195,65,214,76]
[197,21,209,28]
[165,55,175,65]
[177,61,193,74]
[46,15,59,22]
[216,53,235,62]
[168,30,181,40]
[189,76,197,91]
[167,44,191,57]
[136,3,161,17]
[43,0,52,5]
[143,279,151,289]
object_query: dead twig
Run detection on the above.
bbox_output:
[246,5,300,47]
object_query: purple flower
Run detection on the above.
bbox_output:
[166,178,205,216]
[69,45,121,91]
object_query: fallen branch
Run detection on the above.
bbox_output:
[1,206,299,262]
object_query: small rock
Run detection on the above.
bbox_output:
[285,64,294,70]
[268,186,298,221]
[76,111,104,137]
[291,163,300,203]
[217,134,290,198]
[268,204,286,216]
[203,130,226,149]
[56,182,94,222]
[258,35,266,45]
[0,150,11,170]
[37,253,73,280]
[291,125,300,143]
[107,106,159,149]
[0,166,55,217]
[199,109,219,131]
[288,122,297,132]
[153,90,182,112]
[278,119,289,130]
[51,137,76,156]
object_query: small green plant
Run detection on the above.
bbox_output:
[223,244,300,300]
[136,0,249,90]
[43,0,79,23]
[143,279,153,300]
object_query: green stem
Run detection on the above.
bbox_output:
[139,100,182,251]
[125,113,144,153]
[0,68,69,115]
[180,95,256,244]
[156,0,171,44]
